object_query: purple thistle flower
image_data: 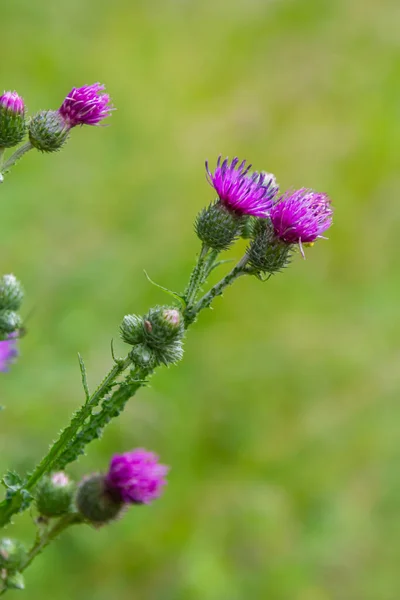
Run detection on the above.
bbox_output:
[0,337,18,372]
[106,448,169,505]
[206,156,277,217]
[270,188,333,246]
[0,91,24,115]
[58,83,113,127]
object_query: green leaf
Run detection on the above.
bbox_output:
[143,270,186,306]
[78,353,90,402]
[2,471,23,492]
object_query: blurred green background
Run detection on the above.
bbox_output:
[1,0,400,598]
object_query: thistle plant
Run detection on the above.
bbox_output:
[0,83,333,595]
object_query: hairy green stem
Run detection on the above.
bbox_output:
[0,358,132,527]
[0,254,249,529]
[24,513,83,570]
[55,370,149,470]
[25,358,131,491]
[202,248,220,280]
[184,255,249,325]
[184,244,209,306]
[0,514,83,596]
[0,142,33,175]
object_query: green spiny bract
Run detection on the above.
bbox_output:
[0,310,22,338]
[76,474,123,526]
[241,216,257,239]
[0,539,28,571]
[247,218,292,275]
[0,96,26,148]
[0,274,24,311]
[28,110,70,152]
[35,473,75,518]
[195,201,245,251]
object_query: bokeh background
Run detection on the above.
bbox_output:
[1,0,400,598]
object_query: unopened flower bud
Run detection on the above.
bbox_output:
[76,474,123,526]
[0,539,27,571]
[35,472,75,517]
[129,343,158,370]
[0,310,22,337]
[247,219,292,275]
[29,110,70,152]
[195,201,244,251]
[0,275,24,311]
[5,571,25,590]
[143,306,184,348]
[120,314,143,346]
[0,92,26,148]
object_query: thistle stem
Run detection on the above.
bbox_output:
[0,141,33,175]
[25,358,131,492]
[0,357,132,528]
[22,513,83,572]
[184,255,249,325]
[184,244,210,306]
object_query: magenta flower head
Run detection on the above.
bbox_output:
[58,83,113,127]
[0,337,18,372]
[76,448,169,526]
[0,92,24,115]
[106,448,169,505]
[206,156,278,217]
[270,189,333,246]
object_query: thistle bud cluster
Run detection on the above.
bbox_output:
[120,306,184,367]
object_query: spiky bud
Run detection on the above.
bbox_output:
[247,219,292,275]
[120,314,143,346]
[0,92,26,148]
[5,571,25,590]
[35,472,75,518]
[129,343,158,370]
[195,201,244,251]
[0,275,24,311]
[142,307,184,348]
[0,310,22,338]
[28,110,70,152]
[76,474,123,526]
[0,539,27,571]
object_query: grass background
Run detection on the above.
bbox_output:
[1,0,400,598]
